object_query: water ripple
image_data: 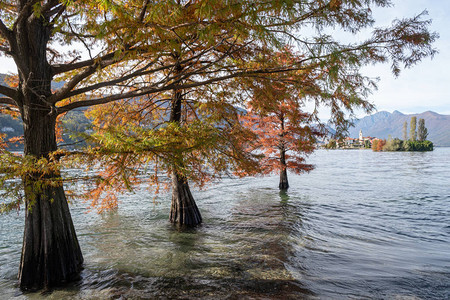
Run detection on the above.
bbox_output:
[1,148,449,299]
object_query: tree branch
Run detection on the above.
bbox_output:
[0,84,18,100]
[61,59,160,100]
[51,48,163,104]
[57,41,225,101]
[49,65,98,104]
[0,18,12,42]
[0,45,10,53]
[41,0,64,18]
[47,3,66,24]
[0,96,18,107]
[139,0,150,23]
[51,52,117,75]
[57,66,308,114]
[14,0,41,30]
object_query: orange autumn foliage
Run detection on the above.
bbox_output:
[81,86,261,211]
[372,139,386,152]
[237,50,324,177]
[241,92,322,176]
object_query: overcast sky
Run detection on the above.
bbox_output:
[362,0,450,116]
[0,1,448,117]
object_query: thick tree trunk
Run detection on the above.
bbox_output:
[168,67,202,226]
[18,107,84,291]
[19,181,84,291]
[169,173,202,226]
[11,14,83,291]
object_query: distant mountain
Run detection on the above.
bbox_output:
[348,111,450,146]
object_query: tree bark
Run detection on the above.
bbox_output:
[18,108,83,291]
[168,63,202,226]
[279,148,289,190]
[279,114,289,190]
[169,173,202,226]
[11,12,83,291]
[19,179,84,291]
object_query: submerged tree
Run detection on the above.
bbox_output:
[82,0,271,226]
[240,52,323,189]
[168,71,203,225]
[84,86,261,223]
[243,99,320,190]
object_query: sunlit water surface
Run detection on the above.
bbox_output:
[1,148,449,299]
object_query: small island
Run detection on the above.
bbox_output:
[324,116,433,151]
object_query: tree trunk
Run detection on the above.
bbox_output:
[18,105,84,291]
[169,173,202,226]
[279,115,289,190]
[19,182,84,291]
[12,14,83,291]
[168,65,202,226]
[279,148,289,190]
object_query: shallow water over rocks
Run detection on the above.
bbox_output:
[1,148,449,299]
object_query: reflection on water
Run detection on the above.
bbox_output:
[1,148,450,299]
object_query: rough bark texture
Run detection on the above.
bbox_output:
[170,173,203,226]
[19,179,84,291]
[168,64,202,226]
[18,108,83,291]
[10,9,83,291]
[279,149,289,190]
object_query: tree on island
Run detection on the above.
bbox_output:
[417,118,429,141]
[405,118,433,151]
[0,0,438,292]
[383,136,404,151]
[379,117,432,152]
[403,121,408,141]
[325,139,337,149]
[372,139,386,151]
[410,116,417,141]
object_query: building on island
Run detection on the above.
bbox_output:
[320,129,378,149]
[339,130,376,148]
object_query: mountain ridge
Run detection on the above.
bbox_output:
[348,110,450,146]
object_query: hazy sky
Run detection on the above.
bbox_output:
[362,0,450,116]
[0,1,448,117]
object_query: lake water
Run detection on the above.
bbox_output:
[1,148,449,299]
